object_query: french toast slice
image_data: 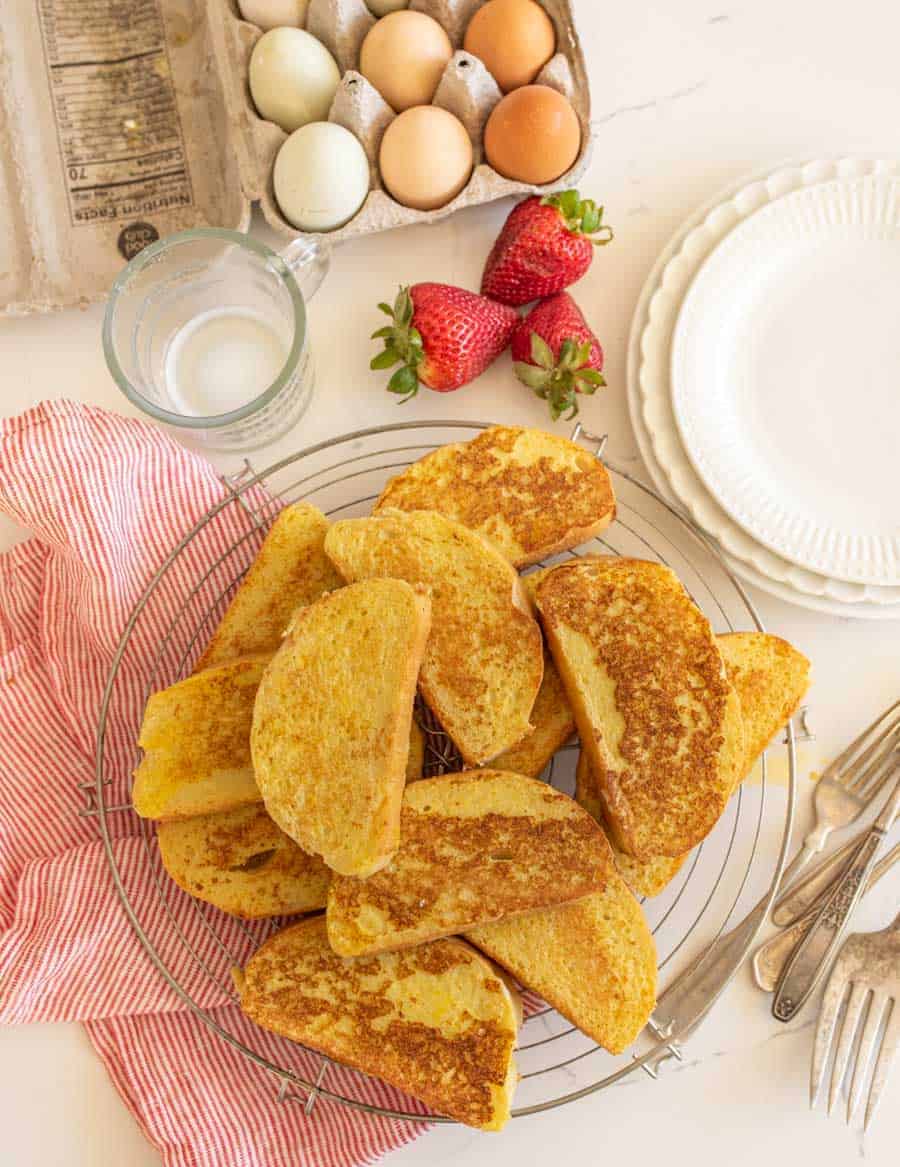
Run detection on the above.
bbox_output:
[536,558,744,859]
[575,750,687,898]
[325,509,544,766]
[133,655,270,820]
[466,879,657,1055]
[491,568,576,777]
[157,804,330,918]
[326,771,613,956]
[195,502,343,672]
[374,425,616,568]
[717,632,811,781]
[575,631,812,897]
[238,917,520,1130]
[251,579,431,877]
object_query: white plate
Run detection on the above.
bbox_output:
[628,156,900,614]
[671,177,900,586]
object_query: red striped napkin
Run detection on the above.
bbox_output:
[0,401,428,1167]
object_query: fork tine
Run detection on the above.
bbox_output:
[812,978,848,1108]
[824,700,900,783]
[843,726,900,793]
[847,991,888,1125]
[828,981,869,1115]
[854,755,900,804]
[864,999,900,1132]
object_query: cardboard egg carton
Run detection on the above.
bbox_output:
[0,0,590,313]
[218,0,592,242]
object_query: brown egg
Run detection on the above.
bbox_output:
[484,85,581,185]
[380,106,474,210]
[464,0,556,93]
[359,11,453,112]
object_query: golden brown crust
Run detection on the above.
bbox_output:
[251,579,431,877]
[327,770,614,955]
[157,804,330,918]
[195,503,343,672]
[374,426,616,568]
[240,918,519,1130]
[537,558,735,859]
[325,510,544,766]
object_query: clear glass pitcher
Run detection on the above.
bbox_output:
[102,228,329,451]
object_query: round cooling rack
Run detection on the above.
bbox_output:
[93,420,798,1121]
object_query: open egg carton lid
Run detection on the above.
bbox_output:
[211,0,593,242]
[0,0,590,314]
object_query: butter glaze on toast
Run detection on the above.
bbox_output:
[157,804,330,918]
[251,579,431,877]
[374,425,616,568]
[325,510,544,766]
[466,879,656,1055]
[327,770,613,956]
[537,558,743,859]
[239,918,520,1130]
[133,655,270,820]
[195,502,342,672]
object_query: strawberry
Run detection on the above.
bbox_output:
[511,292,606,420]
[371,284,518,400]
[481,190,614,306]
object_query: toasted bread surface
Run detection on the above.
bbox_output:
[325,510,543,766]
[467,879,657,1055]
[251,579,431,877]
[374,426,616,568]
[239,918,520,1130]
[157,804,330,918]
[327,770,612,956]
[133,655,270,820]
[406,719,425,782]
[575,750,687,897]
[196,503,343,671]
[538,558,741,859]
[718,632,811,783]
[574,631,811,895]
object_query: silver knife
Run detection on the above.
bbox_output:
[753,842,900,992]
[771,834,863,926]
[772,770,900,1022]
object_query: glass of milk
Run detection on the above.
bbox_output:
[102,228,329,450]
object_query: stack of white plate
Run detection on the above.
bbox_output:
[627,157,900,619]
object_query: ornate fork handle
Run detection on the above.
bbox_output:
[772,827,891,1022]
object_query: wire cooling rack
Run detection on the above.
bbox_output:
[91,420,802,1121]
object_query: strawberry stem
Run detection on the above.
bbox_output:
[370,286,424,403]
[541,190,614,246]
[514,331,606,421]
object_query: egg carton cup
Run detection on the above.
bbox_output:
[0,0,590,313]
[215,0,593,243]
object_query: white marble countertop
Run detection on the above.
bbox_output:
[1,1,898,1163]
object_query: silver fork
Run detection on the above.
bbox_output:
[811,909,900,1130]
[786,701,899,887]
[649,703,899,1068]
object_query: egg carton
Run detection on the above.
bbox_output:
[211,0,592,243]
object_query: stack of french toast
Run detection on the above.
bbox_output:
[133,425,810,1131]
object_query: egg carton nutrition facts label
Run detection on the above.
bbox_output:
[36,0,193,226]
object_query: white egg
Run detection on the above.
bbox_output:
[274,122,370,232]
[365,0,409,13]
[249,28,340,133]
[238,0,309,30]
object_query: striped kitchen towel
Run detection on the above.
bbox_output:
[0,400,429,1167]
